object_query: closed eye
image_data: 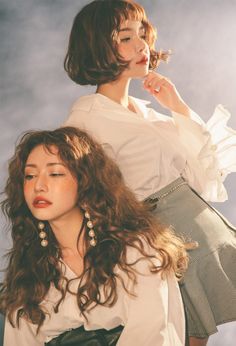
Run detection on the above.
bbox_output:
[50,173,65,177]
[120,37,131,42]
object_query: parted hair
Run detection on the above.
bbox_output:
[64,0,169,85]
[0,126,187,330]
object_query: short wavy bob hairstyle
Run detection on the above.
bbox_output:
[64,0,169,85]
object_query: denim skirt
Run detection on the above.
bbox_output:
[146,177,236,338]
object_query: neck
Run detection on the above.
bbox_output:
[97,77,131,109]
[49,208,85,256]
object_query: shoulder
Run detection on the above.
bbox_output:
[63,94,99,127]
[71,94,99,112]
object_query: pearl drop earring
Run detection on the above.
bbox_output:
[38,221,48,247]
[84,211,97,247]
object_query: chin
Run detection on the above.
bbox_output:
[31,210,52,221]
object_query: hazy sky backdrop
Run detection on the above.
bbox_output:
[0,1,235,344]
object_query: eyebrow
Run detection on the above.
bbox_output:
[25,163,66,168]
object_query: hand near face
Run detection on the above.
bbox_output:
[143,71,191,117]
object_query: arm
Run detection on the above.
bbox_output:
[171,105,236,201]
[117,253,185,346]
[4,316,44,346]
[143,74,236,202]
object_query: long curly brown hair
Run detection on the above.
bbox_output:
[0,126,187,331]
[64,0,170,85]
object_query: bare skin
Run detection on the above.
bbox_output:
[97,20,191,118]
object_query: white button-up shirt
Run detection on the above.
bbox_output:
[65,93,236,202]
[4,245,185,346]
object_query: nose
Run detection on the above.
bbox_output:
[34,175,48,192]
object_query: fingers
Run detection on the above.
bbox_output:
[184,241,199,251]
[143,71,173,94]
[142,71,190,115]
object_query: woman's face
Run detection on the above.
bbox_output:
[116,19,150,79]
[24,144,80,225]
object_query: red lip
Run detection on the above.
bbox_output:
[136,56,149,64]
[33,196,52,208]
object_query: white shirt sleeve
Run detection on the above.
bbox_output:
[172,105,236,202]
[4,315,44,346]
[117,247,185,346]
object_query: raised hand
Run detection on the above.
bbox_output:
[143,71,191,117]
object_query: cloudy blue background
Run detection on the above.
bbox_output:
[0,0,235,344]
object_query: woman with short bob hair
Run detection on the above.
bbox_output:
[1,126,188,345]
[63,1,236,345]
[64,0,168,86]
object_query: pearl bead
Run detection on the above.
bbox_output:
[38,222,45,230]
[87,220,93,228]
[88,229,95,237]
[41,239,48,247]
[90,238,97,247]
[39,231,46,239]
[85,211,90,219]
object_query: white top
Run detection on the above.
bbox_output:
[64,94,236,202]
[4,245,185,346]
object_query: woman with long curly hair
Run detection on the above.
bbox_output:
[63,1,236,345]
[0,126,188,345]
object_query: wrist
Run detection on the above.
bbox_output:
[172,103,191,117]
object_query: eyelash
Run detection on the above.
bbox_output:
[121,37,131,42]
[24,173,65,180]
[50,173,65,177]
[120,34,146,43]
